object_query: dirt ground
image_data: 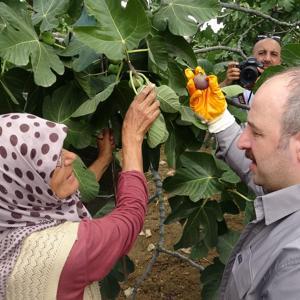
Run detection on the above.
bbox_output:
[118,203,203,300]
[117,159,244,300]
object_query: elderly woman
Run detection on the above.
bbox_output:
[0,84,160,300]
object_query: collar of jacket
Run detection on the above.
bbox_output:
[254,184,300,225]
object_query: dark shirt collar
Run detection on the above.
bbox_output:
[254,184,300,225]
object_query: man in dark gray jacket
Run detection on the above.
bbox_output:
[197,67,300,299]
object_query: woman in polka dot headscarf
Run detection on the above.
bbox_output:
[0,84,160,300]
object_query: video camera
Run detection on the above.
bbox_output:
[238,57,264,88]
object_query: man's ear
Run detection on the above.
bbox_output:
[294,132,300,162]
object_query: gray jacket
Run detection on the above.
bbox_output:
[216,122,300,299]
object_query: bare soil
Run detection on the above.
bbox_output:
[117,160,244,300]
[118,179,203,299]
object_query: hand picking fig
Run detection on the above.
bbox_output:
[193,74,209,90]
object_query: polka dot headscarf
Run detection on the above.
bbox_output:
[0,113,90,299]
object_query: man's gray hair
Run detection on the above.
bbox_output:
[280,67,300,139]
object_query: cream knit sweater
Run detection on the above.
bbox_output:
[6,221,101,300]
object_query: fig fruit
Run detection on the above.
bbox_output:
[193,74,208,90]
[41,32,55,45]
[108,64,119,75]
[129,74,144,89]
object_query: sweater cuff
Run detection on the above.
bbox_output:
[208,109,235,133]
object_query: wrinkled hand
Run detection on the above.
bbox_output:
[88,129,115,181]
[122,84,160,146]
[121,84,160,172]
[185,66,227,123]
[96,128,115,163]
[50,150,79,199]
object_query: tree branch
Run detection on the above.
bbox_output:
[237,19,264,50]
[219,2,300,27]
[130,248,160,299]
[130,165,206,299]
[194,46,247,59]
[158,247,205,271]
[148,165,163,203]
[193,3,294,59]
[131,165,165,299]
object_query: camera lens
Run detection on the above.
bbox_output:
[240,66,259,86]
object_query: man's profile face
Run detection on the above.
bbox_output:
[237,77,294,192]
[252,38,281,69]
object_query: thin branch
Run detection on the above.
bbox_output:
[227,188,253,202]
[157,179,165,249]
[130,164,207,299]
[148,166,163,203]
[194,2,300,58]
[194,46,247,59]
[158,247,205,271]
[194,19,265,59]
[148,192,160,203]
[130,248,160,299]
[237,19,264,50]
[129,163,211,299]
[131,165,165,299]
[219,2,300,27]
[125,48,137,75]
[217,12,232,19]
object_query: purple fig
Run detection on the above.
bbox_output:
[193,74,209,90]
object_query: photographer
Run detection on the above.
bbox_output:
[220,35,281,106]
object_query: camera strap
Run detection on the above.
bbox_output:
[246,91,253,105]
[240,90,254,106]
